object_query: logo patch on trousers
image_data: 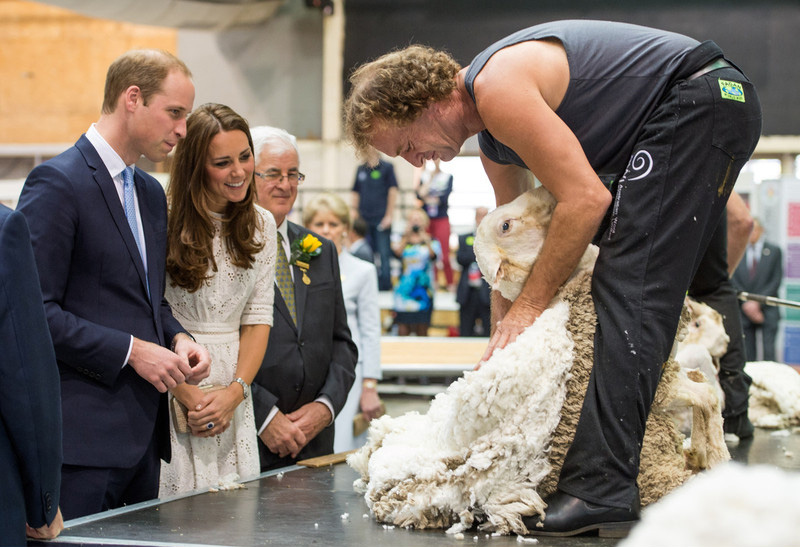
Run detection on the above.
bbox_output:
[719,79,745,102]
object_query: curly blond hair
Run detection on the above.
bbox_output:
[344,45,461,163]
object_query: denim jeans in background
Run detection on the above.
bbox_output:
[366,223,393,291]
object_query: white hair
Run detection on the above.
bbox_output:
[250,125,299,160]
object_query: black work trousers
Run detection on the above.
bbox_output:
[558,64,762,509]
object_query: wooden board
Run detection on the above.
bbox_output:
[297,450,357,468]
[380,336,488,365]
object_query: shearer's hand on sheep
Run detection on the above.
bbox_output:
[477,173,608,368]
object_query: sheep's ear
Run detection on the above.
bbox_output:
[493,261,506,286]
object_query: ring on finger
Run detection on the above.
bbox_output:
[206,422,214,430]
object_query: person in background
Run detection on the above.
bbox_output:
[415,158,455,290]
[456,206,492,337]
[733,217,784,362]
[343,20,761,536]
[349,215,374,263]
[351,157,398,291]
[159,104,276,495]
[392,208,441,336]
[250,126,357,470]
[304,193,383,452]
[0,204,63,544]
[17,49,211,519]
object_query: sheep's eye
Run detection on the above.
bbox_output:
[501,221,511,232]
[693,321,701,328]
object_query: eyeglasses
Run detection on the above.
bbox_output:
[254,171,305,185]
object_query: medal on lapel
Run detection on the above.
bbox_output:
[290,234,322,285]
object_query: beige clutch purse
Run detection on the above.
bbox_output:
[171,384,227,434]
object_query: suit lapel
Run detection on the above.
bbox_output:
[288,223,309,337]
[79,138,150,299]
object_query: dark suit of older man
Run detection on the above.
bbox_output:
[252,222,357,470]
[250,124,356,471]
[0,205,62,545]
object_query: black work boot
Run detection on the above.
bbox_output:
[723,412,755,439]
[523,490,640,538]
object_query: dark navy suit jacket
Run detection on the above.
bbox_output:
[17,135,185,469]
[0,205,61,546]
[252,222,357,470]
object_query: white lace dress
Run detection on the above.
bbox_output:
[159,205,276,496]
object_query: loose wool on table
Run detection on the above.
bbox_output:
[349,187,728,535]
[745,360,800,429]
[620,462,800,547]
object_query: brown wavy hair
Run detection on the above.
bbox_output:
[343,45,461,163]
[102,49,192,114]
[166,103,264,292]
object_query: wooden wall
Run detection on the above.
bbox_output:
[0,0,176,144]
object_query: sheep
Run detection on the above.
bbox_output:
[670,298,729,436]
[349,186,728,535]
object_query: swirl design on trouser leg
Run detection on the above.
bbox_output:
[624,150,653,181]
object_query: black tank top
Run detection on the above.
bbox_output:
[463,20,700,177]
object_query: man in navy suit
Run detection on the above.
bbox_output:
[249,126,357,471]
[0,205,63,544]
[17,49,210,519]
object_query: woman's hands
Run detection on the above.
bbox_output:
[187,384,244,438]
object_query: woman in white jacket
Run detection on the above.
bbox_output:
[303,194,383,451]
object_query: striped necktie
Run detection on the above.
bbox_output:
[276,231,296,324]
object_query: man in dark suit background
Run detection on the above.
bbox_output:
[0,205,63,544]
[17,49,210,519]
[733,217,784,361]
[250,126,357,471]
[349,216,375,263]
[456,207,491,337]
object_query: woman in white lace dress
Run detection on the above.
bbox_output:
[159,104,276,496]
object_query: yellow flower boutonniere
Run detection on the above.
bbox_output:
[290,234,323,285]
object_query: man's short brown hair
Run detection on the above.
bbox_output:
[343,45,460,162]
[102,49,192,114]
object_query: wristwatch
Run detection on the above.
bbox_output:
[363,379,378,390]
[232,377,249,399]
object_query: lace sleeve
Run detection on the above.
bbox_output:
[241,206,276,326]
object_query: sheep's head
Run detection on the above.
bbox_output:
[474,186,557,302]
[683,298,730,360]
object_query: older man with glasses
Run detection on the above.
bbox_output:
[248,125,357,471]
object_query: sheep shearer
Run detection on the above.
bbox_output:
[343,20,761,537]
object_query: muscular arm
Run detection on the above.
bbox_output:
[474,40,611,359]
[726,191,754,276]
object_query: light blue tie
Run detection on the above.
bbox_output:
[122,166,149,297]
